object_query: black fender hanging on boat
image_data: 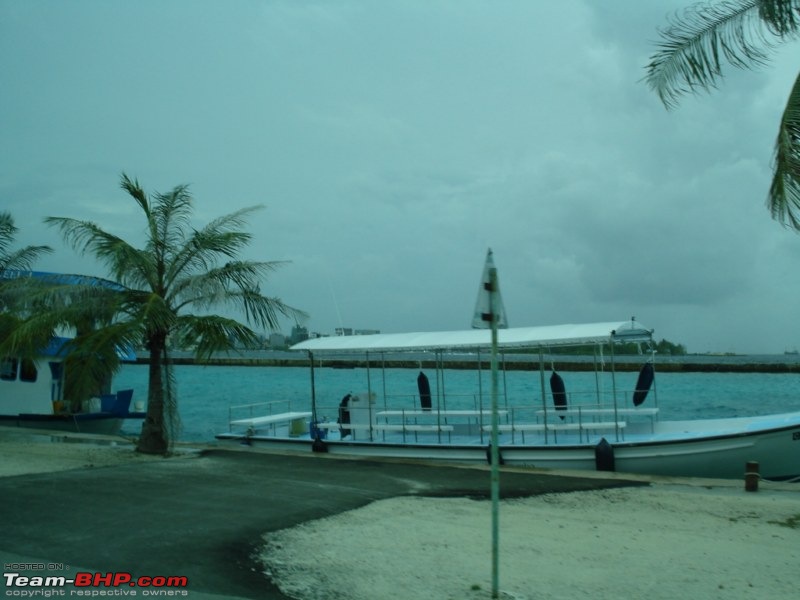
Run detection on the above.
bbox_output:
[485,444,505,466]
[337,393,352,437]
[417,372,432,411]
[632,362,654,406]
[595,438,615,472]
[311,437,328,453]
[550,371,568,419]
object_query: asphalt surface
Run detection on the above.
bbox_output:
[0,448,645,599]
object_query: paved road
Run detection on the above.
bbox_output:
[0,448,642,599]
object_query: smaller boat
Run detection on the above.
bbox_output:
[0,336,144,435]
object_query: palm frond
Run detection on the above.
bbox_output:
[151,184,194,258]
[0,279,131,355]
[645,0,796,108]
[121,174,188,290]
[0,297,142,406]
[0,212,52,273]
[0,313,57,362]
[769,71,800,228]
[44,216,156,288]
[163,206,263,285]
[132,292,178,344]
[120,173,150,217]
[172,314,262,360]
[60,321,141,408]
[0,246,52,273]
[0,212,15,256]
[170,260,290,313]
[223,288,307,331]
[120,174,163,282]
[759,0,800,34]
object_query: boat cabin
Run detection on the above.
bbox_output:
[0,337,67,416]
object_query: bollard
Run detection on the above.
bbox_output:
[744,461,759,492]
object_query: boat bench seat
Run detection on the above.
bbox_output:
[372,424,454,433]
[482,422,547,442]
[402,424,455,432]
[482,424,513,432]
[371,424,407,432]
[549,421,626,430]
[230,411,312,428]
[312,422,373,430]
[548,421,626,442]
[372,422,454,442]
[316,420,455,433]
[481,423,546,432]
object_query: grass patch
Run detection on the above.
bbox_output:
[768,514,800,529]
[728,512,760,524]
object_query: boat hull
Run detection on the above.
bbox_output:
[216,415,800,480]
[0,413,145,436]
[495,424,800,480]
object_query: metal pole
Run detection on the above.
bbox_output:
[488,267,500,599]
[308,351,317,422]
[366,351,373,441]
[539,349,548,444]
[477,348,484,443]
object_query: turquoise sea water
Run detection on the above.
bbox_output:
[112,363,800,442]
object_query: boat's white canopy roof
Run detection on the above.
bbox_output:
[290,320,653,354]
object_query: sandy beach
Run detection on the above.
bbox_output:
[2,430,798,600]
[0,429,166,476]
[260,484,799,600]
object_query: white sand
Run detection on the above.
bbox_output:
[0,427,189,476]
[260,484,800,600]
[0,435,156,476]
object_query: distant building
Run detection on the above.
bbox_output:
[288,325,309,346]
[354,329,380,335]
[334,327,354,336]
[268,333,286,348]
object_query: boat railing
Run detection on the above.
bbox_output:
[227,399,293,424]
[383,393,423,410]
[547,386,659,412]
[311,403,345,425]
[382,392,491,413]
[506,406,539,424]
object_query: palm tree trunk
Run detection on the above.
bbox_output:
[137,337,168,454]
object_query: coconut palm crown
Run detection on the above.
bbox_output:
[45,174,305,454]
[645,0,800,228]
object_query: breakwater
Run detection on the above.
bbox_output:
[135,354,800,373]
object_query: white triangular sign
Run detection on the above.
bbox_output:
[471,248,507,329]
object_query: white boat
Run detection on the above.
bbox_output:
[0,336,144,435]
[216,319,800,480]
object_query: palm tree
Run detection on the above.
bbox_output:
[645,0,800,227]
[45,174,305,454]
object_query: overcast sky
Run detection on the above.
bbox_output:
[2,1,799,354]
